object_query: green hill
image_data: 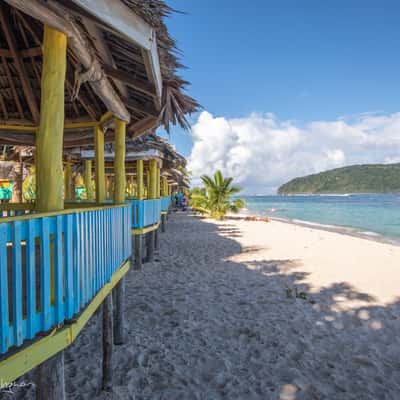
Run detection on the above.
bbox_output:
[278,163,400,194]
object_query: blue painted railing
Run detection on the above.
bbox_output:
[0,205,131,354]
[130,199,164,229]
[160,196,171,212]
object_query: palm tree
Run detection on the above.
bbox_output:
[192,170,245,220]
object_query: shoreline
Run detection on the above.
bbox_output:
[228,211,400,247]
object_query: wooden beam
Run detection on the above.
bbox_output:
[103,64,156,98]
[123,96,158,118]
[1,56,24,118]
[128,116,157,138]
[0,93,8,120]
[84,19,128,98]
[0,5,40,123]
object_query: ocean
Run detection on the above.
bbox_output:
[242,194,400,241]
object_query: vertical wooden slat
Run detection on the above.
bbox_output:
[26,219,36,339]
[12,221,23,345]
[54,216,63,323]
[0,223,9,352]
[41,218,51,331]
[65,214,74,319]
[73,213,80,313]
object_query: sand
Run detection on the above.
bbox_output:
[6,212,400,399]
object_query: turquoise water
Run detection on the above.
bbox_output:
[242,194,400,239]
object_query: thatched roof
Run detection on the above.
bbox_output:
[0,0,200,147]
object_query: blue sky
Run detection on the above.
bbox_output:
[158,1,400,193]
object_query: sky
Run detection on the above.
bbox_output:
[158,0,400,194]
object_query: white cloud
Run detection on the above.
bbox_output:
[187,111,400,194]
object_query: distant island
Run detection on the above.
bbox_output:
[278,163,400,194]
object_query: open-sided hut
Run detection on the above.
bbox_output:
[0,1,198,398]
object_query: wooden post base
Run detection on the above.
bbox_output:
[113,277,125,345]
[102,294,113,391]
[134,234,143,270]
[145,231,154,262]
[37,351,65,400]
[161,214,166,233]
[154,228,159,250]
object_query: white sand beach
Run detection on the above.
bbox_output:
[11,212,400,399]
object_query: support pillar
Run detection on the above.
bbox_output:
[145,159,157,262]
[134,159,144,269]
[154,228,159,250]
[63,161,72,202]
[112,118,126,345]
[113,118,126,204]
[146,168,151,199]
[36,24,67,400]
[145,231,155,262]
[102,293,113,391]
[156,165,160,198]
[95,125,105,203]
[161,213,166,233]
[134,234,143,270]
[84,159,93,200]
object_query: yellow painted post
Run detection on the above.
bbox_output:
[136,160,144,200]
[84,160,93,200]
[35,24,67,400]
[35,26,67,212]
[114,118,126,204]
[149,160,157,199]
[146,167,151,199]
[156,166,160,198]
[64,161,72,200]
[94,125,105,203]
[162,176,167,196]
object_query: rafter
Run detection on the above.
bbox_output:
[128,116,157,138]
[0,5,39,123]
[103,64,156,98]
[123,96,158,118]
[1,55,23,118]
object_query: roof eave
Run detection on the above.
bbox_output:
[70,0,163,102]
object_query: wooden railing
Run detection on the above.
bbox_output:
[160,196,172,212]
[0,205,131,354]
[130,197,171,230]
[0,203,35,218]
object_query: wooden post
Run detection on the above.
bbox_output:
[36,24,67,400]
[112,118,126,345]
[35,24,66,214]
[84,159,93,200]
[113,118,126,204]
[102,293,113,391]
[149,160,157,199]
[156,165,160,198]
[136,160,144,200]
[154,227,159,250]
[145,230,154,262]
[134,159,144,270]
[134,234,143,270]
[114,277,125,345]
[12,151,23,202]
[161,214,166,233]
[145,159,157,262]
[146,168,151,199]
[95,125,106,204]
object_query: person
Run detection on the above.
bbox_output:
[182,194,187,211]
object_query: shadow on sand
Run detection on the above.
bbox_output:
[4,213,400,400]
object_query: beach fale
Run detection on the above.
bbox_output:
[0,1,198,398]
